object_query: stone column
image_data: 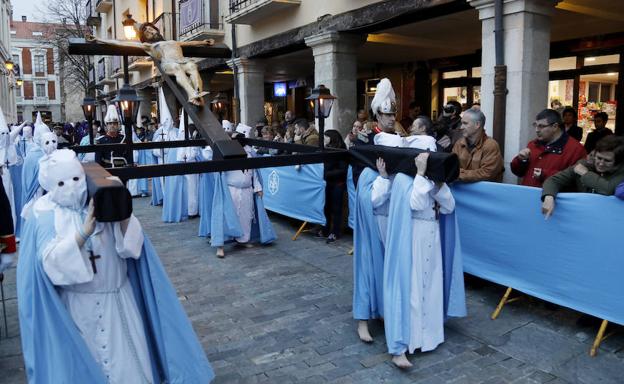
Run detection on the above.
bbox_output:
[469,0,558,181]
[305,32,366,136]
[228,58,265,127]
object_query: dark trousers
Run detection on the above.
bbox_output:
[323,182,345,237]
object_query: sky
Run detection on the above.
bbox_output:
[11,0,46,22]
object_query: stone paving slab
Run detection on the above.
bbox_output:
[1,195,623,383]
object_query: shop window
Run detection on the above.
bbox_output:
[442,70,467,79]
[471,67,481,78]
[579,73,618,134]
[583,54,619,66]
[443,86,468,105]
[548,79,574,108]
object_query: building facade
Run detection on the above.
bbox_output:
[10,16,64,123]
[0,0,16,123]
[84,0,623,183]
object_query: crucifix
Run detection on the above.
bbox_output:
[434,201,441,220]
[89,251,101,274]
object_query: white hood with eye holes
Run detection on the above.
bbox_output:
[38,149,87,210]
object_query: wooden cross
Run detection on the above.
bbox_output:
[89,251,101,274]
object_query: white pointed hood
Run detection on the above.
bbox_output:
[33,111,52,147]
[158,87,173,133]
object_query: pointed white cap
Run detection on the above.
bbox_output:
[33,111,51,144]
[235,123,252,138]
[158,87,173,129]
[222,120,233,132]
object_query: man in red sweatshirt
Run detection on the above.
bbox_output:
[511,109,586,187]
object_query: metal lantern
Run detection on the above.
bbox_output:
[123,14,137,40]
[15,78,23,87]
[112,84,141,125]
[81,97,97,121]
[4,59,14,72]
[306,85,336,119]
[211,92,228,111]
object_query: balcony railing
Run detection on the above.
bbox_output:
[179,0,224,40]
[95,0,112,13]
[226,0,300,25]
[34,96,49,105]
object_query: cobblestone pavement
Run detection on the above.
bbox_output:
[1,196,623,383]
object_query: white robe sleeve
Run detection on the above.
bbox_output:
[410,175,435,211]
[432,183,455,214]
[371,176,392,208]
[42,235,94,286]
[113,215,144,260]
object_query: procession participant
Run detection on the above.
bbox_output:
[383,153,466,369]
[95,105,125,168]
[405,116,437,151]
[10,122,31,237]
[353,77,400,343]
[78,120,102,162]
[211,124,275,258]
[17,149,214,384]
[151,88,174,206]
[162,114,188,223]
[1,117,26,234]
[0,180,16,273]
[177,119,201,217]
[21,113,57,218]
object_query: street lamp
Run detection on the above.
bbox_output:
[306,84,336,150]
[112,83,141,165]
[211,92,228,121]
[122,14,137,40]
[4,59,14,72]
[15,78,23,87]
[82,97,97,145]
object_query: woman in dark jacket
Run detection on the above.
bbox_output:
[320,130,348,243]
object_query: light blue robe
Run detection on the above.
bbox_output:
[150,152,164,206]
[78,135,95,162]
[209,172,276,247]
[21,145,44,210]
[352,167,385,320]
[17,206,214,384]
[10,141,26,236]
[161,146,188,223]
[383,173,466,355]
[136,148,151,195]
[198,149,215,237]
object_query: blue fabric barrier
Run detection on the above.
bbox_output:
[258,164,326,225]
[452,182,624,325]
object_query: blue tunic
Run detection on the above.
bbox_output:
[382,173,466,355]
[21,146,44,209]
[352,167,385,320]
[209,172,276,247]
[161,146,188,223]
[17,208,214,384]
[150,153,164,206]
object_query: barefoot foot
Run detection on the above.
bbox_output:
[392,354,413,369]
[357,320,373,343]
[216,247,225,258]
